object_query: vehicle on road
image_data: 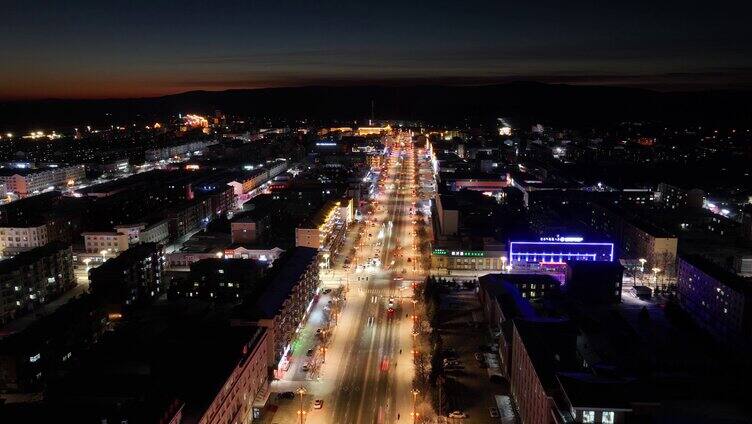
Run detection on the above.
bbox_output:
[489,407,500,418]
[448,411,468,419]
[313,399,324,409]
[278,391,295,400]
[306,348,314,357]
[301,362,310,371]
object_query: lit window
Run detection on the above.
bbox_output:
[582,411,595,423]
[602,411,615,424]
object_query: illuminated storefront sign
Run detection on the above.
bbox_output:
[509,240,614,263]
[432,249,486,257]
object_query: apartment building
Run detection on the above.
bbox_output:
[0,242,75,324]
[0,165,85,198]
[0,224,49,257]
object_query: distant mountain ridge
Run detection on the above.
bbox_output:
[1,82,750,130]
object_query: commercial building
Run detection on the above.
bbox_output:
[0,242,75,325]
[676,255,752,348]
[88,242,164,313]
[509,238,615,265]
[0,165,85,198]
[224,246,284,263]
[295,198,353,265]
[232,247,319,377]
[430,247,509,273]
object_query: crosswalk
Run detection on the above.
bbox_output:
[358,287,413,297]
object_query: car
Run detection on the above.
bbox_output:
[278,391,296,400]
[474,352,484,361]
[323,288,332,294]
[489,407,500,418]
[448,411,468,419]
[301,363,310,371]
[316,328,322,335]
[313,399,324,409]
[306,348,314,357]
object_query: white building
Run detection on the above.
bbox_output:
[0,225,49,256]
[82,232,129,254]
[0,164,86,198]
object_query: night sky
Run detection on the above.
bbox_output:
[2,0,751,100]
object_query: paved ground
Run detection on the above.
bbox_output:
[263,131,429,424]
[435,289,512,424]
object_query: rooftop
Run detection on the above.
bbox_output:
[241,247,318,320]
[0,242,70,274]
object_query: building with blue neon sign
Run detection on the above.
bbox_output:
[509,239,614,264]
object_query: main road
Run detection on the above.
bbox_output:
[311,131,428,424]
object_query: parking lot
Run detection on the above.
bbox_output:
[434,287,514,423]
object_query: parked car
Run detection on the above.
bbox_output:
[278,391,295,400]
[448,411,468,419]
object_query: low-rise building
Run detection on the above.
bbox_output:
[81,231,130,254]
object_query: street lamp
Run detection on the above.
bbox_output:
[500,256,507,272]
[652,267,661,288]
[297,386,307,424]
[83,258,91,271]
[100,249,108,262]
[638,258,647,273]
[319,347,327,363]
[412,389,420,424]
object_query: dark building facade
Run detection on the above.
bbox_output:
[89,242,164,313]
[0,242,76,324]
